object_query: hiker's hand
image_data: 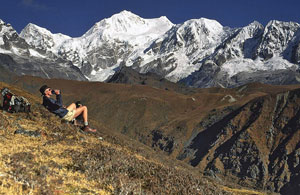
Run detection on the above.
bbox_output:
[54,89,60,95]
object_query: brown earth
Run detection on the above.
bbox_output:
[2,73,300,194]
[0,81,271,194]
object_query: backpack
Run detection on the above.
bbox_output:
[1,88,31,113]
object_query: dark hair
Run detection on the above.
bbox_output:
[39,85,49,95]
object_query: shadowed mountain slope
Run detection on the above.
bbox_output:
[107,66,195,94]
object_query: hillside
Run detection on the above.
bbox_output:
[107,66,195,94]
[0,74,299,193]
[0,81,271,194]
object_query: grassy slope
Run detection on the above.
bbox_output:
[0,81,271,194]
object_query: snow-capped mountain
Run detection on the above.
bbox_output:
[257,20,300,59]
[19,10,174,81]
[182,20,300,87]
[20,23,71,55]
[0,19,86,80]
[2,10,300,87]
[127,18,233,82]
[0,19,30,56]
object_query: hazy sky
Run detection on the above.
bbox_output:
[1,0,300,37]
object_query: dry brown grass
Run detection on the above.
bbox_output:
[222,186,268,195]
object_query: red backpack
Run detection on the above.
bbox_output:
[1,88,31,113]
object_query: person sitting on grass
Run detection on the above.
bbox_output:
[39,85,96,133]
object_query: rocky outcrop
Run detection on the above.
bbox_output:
[257,20,300,60]
[151,130,175,154]
[291,41,300,64]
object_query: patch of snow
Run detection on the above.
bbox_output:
[88,65,118,82]
[221,56,297,77]
[0,48,11,54]
[0,37,4,45]
[165,53,199,82]
[40,66,50,79]
[221,95,237,103]
[29,49,45,58]
[237,85,247,93]
[10,47,23,56]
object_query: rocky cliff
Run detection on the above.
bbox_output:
[175,87,300,194]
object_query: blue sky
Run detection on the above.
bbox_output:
[1,0,300,37]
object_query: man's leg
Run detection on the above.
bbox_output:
[73,106,88,123]
[71,105,96,132]
[67,103,76,111]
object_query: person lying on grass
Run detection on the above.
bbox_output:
[39,85,96,133]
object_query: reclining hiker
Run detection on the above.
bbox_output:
[39,85,96,133]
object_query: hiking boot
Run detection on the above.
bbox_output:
[82,125,96,133]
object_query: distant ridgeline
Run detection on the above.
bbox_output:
[1,12,300,88]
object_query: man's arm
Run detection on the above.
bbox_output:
[53,90,63,107]
[43,97,61,111]
[55,94,63,107]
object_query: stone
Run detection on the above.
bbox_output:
[14,129,41,137]
[247,165,260,179]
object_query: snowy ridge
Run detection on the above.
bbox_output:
[18,10,174,81]
[20,23,71,54]
[164,18,231,81]
[256,20,300,59]
[0,19,86,81]
[83,10,173,44]
[126,17,233,82]
[3,11,300,87]
[0,19,31,56]
[227,20,300,75]
[221,57,297,77]
[0,20,17,48]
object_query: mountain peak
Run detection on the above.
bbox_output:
[20,23,70,53]
[248,20,263,27]
[83,10,173,40]
[0,19,17,38]
[266,20,300,28]
[21,23,52,37]
[182,17,224,34]
[111,10,140,19]
[110,10,171,23]
[21,23,70,39]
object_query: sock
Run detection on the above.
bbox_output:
[84,122,88,126]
